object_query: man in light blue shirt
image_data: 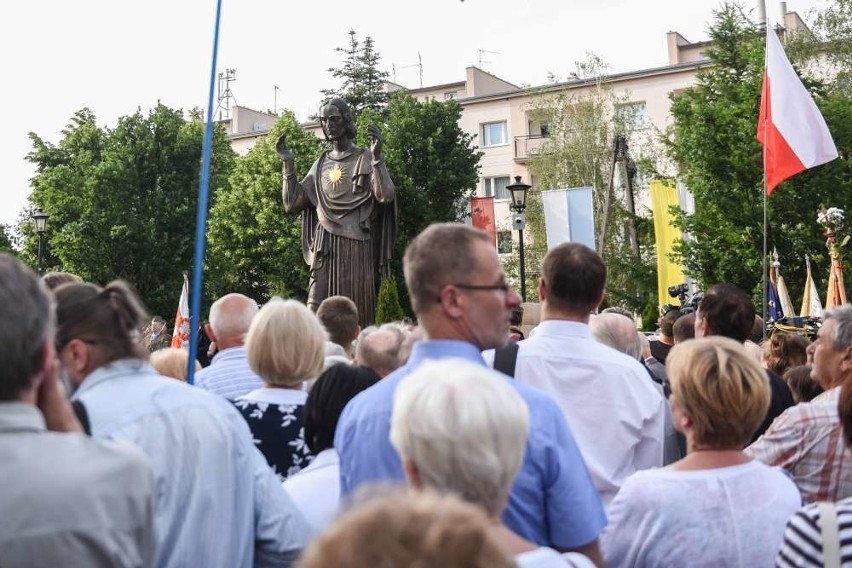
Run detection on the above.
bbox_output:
[195,293,264,398]
[335,223,607,566]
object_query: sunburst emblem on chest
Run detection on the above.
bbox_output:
[325,163,345,187]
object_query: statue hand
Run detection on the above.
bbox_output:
[368,124,383,160]
[276,133,295,162]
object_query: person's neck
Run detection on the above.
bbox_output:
[657,333,674,346]
[541,305,590,324]
[330,138,355,154]
[215,337,244,351]
[490,520,537,556]
[672,445,751,471]
[262,381,304,391]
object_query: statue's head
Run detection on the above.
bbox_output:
[320,98,357,142]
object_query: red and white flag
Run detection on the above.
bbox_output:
[757,29,838,194]
[171,274,190,349]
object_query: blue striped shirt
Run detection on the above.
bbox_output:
[195,346,264,399]
[73,359,310,567]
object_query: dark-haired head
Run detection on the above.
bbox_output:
[696,283,755,343]
[54,280,149,373]
[0,254,53,401]
[304,363,381,454]
[320,97,357,142]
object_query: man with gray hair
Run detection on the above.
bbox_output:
[590,313,683,464]
[336,223,606,566]
[196,293,263,399]
[487,242,665,508]
[355,323,405,377]
[747,305,852,503]
[0,254,155,565]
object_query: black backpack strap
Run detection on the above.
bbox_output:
[71,399,91,436]
[493,341,520,378]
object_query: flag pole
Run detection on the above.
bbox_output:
[186,0,224,385]
[762,179,768,340]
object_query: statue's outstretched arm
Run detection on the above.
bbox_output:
[277,133,311,214]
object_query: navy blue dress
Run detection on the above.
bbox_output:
[233,399,314,481]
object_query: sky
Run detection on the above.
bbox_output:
[1,0,826,230]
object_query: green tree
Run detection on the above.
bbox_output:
[322,30,390,116]
[356,92,482,313]
[525,54,660,312]
[205,110,321,304]
[666,3,852,304]
[24,105,236,317]
[375,277,405,324]
[0,225,15,255]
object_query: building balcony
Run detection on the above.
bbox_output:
[513,135,547,162]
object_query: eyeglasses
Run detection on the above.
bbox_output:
[437,281,512,303]
[454,282,511,293]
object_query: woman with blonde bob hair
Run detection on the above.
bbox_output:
[602,336,802,568]
[390,358,595,567]
[234,297,326,480]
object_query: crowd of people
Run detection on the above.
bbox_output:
[2,221,851,567]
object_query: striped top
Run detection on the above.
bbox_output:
[195,346,264,399]
[776,498,852,567]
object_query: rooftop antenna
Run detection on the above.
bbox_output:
[479,49,500,69]
[274,85,280,115]
[400,53,423,87]
[216,69,237,120]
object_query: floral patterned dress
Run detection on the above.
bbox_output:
[233,388,314,481]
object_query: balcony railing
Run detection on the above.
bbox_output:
[514,135,548,161]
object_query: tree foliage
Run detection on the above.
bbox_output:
[356,92,482,313]
[666,3,852,304]
[321,30,390,116]
[205,110,321,304]
[23,105,236,317]
[375,277,405,324]
[0,225,15,255]
[526,54,660,313]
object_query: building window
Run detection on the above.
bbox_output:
[484,176,511,200]
[615,102,647,131]
[481,121,508,147]
[444,91,458,100]
[497,231,513,254]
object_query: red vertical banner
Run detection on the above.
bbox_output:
[471,196,497,249]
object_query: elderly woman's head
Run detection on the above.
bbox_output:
[667,336,771,450]
[390,359,529,518]
[246,298,326,387]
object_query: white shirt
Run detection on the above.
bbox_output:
[487,320,666,506]
[282,449,340,533]
[602,460,802,568]
[515,547,597,567]
[238,387,308,405]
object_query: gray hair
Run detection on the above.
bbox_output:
[356,323,405,377]
[209,293,258,340]
[390,358,529,517]
[590,312,642,360]
[0,254,53,400]
[825,305,852,350]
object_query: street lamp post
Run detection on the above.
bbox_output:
[31,210,49,276]
[506,176,531,302]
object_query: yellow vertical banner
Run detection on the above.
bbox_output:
[650,180,686,311]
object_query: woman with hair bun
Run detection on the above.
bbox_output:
[54,280,310,566]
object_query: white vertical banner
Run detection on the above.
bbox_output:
[542,186,595,250]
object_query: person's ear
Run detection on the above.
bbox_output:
[839,346,852,375]
[402,458,422,489]
[64,338,92,380]
[204,322,217,344]
[438,285,465,319]
[537,278,547,303]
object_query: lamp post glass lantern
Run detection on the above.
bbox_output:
[506,176,531,302]
[31,210,49,276]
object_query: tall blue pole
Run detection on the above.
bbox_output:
[187,0,224,385]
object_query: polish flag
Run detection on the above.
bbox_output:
[171,274,190,349]
[757,29,838,194]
